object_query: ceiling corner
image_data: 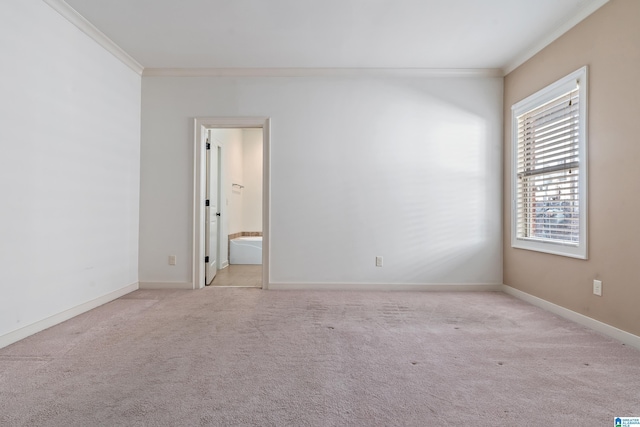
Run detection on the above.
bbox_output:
[42,0,144,75]
[502,0,610,75]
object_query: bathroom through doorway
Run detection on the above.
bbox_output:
[193,117,270,290]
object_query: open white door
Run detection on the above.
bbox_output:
[205,135,219,284]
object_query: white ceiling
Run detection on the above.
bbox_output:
[62,0,608,72]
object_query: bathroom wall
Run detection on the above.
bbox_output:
[241,129,263,233]
[225,128,263,237]
[226,129,244,236]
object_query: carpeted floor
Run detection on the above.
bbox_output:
[1,288,639,426]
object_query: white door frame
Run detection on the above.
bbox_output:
[193,117,270,290]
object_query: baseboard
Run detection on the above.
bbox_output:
[138,282,193,290]
[268,282,503,291]
[221,260,229,269]
[0,282,139,350]
[502,285,640,351]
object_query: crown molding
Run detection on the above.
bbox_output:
[42,0,144,75]
[142,67,503,78]
[503,0,609,75]
[41,0,610,79]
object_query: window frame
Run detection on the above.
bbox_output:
[511,66,588,259]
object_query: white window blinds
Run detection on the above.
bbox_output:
[516,86,580,245]
[511,66,587,259]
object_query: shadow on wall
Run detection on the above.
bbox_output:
[271,77,501,284]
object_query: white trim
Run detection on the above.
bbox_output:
[503,0,609,75]
[42,0,144,75]
[262,119,271,290]
[39,0,609,78]
[221,260,229,269]
[510,66,588,259]
[138,282,193,290]
[143,68,503,78]
[0,282,139,350]
[268,282,503,292]
[193,117,271,290]
[502,285,640,351]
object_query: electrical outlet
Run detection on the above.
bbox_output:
[593,279,602,296]
[375,256,383,267]
[168,255,177,266]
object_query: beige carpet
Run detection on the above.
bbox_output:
[1,288,639,426]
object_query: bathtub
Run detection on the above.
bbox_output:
[230,236,262,265]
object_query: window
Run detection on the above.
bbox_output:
[511,67,588,259]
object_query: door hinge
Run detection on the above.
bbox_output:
[206,142,210,150]
[205,256,209,263]
[205,200,210,207]
[216,212,221,217]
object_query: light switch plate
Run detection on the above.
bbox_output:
[593,279,602,296]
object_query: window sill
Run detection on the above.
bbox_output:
[512,238,587,259]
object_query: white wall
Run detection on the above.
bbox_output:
[223,128,263,236]
[140,75,502,286]
[0,0,141,342]
[241,129,263,232]
[223,129,244,236]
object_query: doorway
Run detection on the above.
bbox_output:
[193,117,270,290]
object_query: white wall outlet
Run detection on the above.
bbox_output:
[168,255,177,266]
[593,279,602,296]
[375,256,383,267]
